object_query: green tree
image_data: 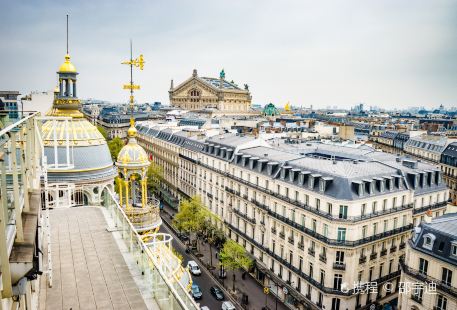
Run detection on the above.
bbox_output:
[108,137,124,160]
[219,239,253,292]
[172,196,209,251]
[97,125,108,140]
[147,162,163,195]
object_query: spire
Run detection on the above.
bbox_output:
[66,14,69,54]
[170,79,174,90]
[121,40,145,138]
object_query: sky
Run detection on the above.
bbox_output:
[1,0,456,109]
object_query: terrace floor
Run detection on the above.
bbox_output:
[39,207,150,310]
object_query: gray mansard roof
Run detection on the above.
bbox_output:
[411,213,457,267]
[136,127,446,201]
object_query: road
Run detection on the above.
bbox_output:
[159,213,228,310]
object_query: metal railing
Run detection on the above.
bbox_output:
[103,188,199,310]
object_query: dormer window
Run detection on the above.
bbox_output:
[451,242,457,258]
[422,233,436,250]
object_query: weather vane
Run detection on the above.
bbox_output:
[121,40,145,126]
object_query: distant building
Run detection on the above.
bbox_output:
[339,124,355,140]
[0,90,20,119]
[169,69,251,113]
[399,214,457,310]
[21,90,54,116]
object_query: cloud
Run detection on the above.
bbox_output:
[1,0,456,109]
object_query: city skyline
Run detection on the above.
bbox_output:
[1,0,457,109]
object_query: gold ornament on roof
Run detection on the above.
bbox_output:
[58,54,77,73]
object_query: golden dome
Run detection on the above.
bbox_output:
[127,125,137,137]
[116,138,149,168]
[59,54,77,73]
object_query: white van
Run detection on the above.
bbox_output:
[187,260,201,275]
[221,301,235,310]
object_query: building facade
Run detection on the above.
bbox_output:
[169,69,251,113]
[399,214,457,310]
[136,125,450,310]
[441,143,457,206]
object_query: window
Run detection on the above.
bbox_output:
[339,205,348,219]
[312,219,317,232]
[452,243,457,257]
[361,203,366,216]
[423,233,436,250]
[436,294,447,310]
[419,258,428,275]
[323,224,329,237]
[383,220,388,232]
[316,198,320,210]
[327,203,333,215]
[336,251,345,264]
[442,268,452,286]
[320,269,325,285]
[331,298,341,310]
[309,263,314,278]
[413,285,424,302]
[382,199,387,211]
[333,274,342,290]
[373,223,378,235]
[362,226,367,238]
[337,228,346,242]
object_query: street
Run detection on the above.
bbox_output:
[159,214,230,310]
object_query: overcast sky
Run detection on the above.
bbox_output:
[1,0,456,109]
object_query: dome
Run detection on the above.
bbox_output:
[42,118,116,183]
[116,138,149,168]
[58,54,77,73]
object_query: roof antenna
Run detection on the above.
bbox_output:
[66,14,69,54]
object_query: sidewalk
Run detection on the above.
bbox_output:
[162,204,289,310]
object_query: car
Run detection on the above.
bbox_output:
[221,301,235,310]
[187,260,201,275]
[200,307,210,310]
[191,284,203,300]
[210,286,224,300]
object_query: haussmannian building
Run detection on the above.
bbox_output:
[136,124,450,310]
[399,213,457,310]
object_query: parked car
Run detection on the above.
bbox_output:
[191,284,203,300]
[187,260,201,275]
[200,307,210,310]
[178,232,189,241]
[221,301,235,310]
[210,286,224,300]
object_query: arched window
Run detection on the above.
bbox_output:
[189,89,200,98]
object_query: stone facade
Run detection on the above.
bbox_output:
[169,69,251,113]
[136,124,450,310]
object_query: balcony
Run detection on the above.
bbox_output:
[370,252,378,260]
[288,237,295,245]
[413,201,447,215]
[399,243,406,250]
[271,227,277,234]
[233,208,256,224]
[319,254,327,263]
[279,232,285,239]
[226,221,401,297]
[359,256,367,264]
[308,248,315,257]
[298,242,304,250]
[380,249,387,257]
[390,246,397,253]
[333,262,346,270]
[400,260,457,299]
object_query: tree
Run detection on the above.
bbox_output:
[97,125,108,140]
[172,196,209,251]
[108,137,124,160]
[147,162,163,195]
[219,239,253,292]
